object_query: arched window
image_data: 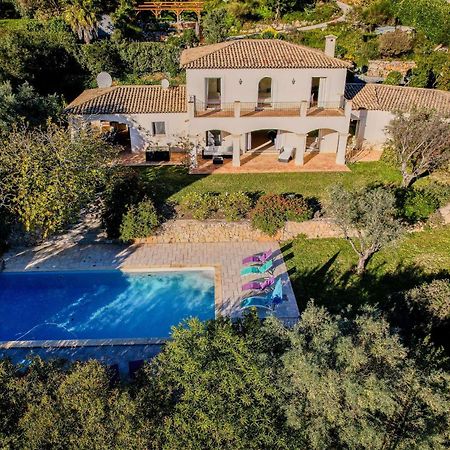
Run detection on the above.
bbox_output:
[258,77,272,107]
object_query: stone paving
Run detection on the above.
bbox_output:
[3,241,299,320]
[2,241,299,374]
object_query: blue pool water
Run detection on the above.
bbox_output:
[0,270,215,341]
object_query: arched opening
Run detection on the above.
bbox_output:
[257,77,272,107]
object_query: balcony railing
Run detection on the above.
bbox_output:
[194,100,234,117]
[191,98,346,118]
[240,102,302,117]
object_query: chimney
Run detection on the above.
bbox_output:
[325,35,337,58]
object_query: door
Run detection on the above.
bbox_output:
[206,78,221,108]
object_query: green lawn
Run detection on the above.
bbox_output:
[140,161,402,204]
[283,226,450,313]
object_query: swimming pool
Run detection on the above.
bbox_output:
[0,269,215,342]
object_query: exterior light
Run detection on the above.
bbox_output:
[292,78,296,84]
[239,78,243,85]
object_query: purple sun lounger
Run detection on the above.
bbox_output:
[242,249,273,266]
[242,276,275,292]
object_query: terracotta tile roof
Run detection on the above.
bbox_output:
[65,85,187,115]
[345,83,450,114]
[181,39,351,69]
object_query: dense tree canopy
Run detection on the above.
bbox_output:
[0,81,62,131]
[1,304,449,449]
[0,122,117,240]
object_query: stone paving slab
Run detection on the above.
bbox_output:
[3,241,299,323]
[2,241,299,373]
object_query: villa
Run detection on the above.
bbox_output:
[66,37,450,171]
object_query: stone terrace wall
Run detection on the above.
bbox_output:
[136,218,345,244]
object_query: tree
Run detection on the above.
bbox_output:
[63,0,101,43]
[378,30,413,57]
[386,109,450,188]
[0,25,85,98]
[265,0,298,20]
[280,303,450,449]
[394,0,450,46]
[12,0,63,19]
[327,185,403,274]
[0,122,117,240]
[136,317,290,449]
[202,9,231,44]
[0,358,147,449]
[0,81,62,131]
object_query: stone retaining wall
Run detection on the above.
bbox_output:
[136,218,345,244]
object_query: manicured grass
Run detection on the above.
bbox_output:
[283,226,450,312]
[140,161,402,204]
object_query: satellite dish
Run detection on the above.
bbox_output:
[161,78,170,89]
[96,72,113,88]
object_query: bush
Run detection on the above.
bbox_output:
[78,41,123,78]
[119,198,159,242]
[378,30,413,57]
[179,192,217,220]
[250,194,313,236]
[396,187,441,223]
[218,192,252,221]
[117,41,181,77]
[102,168,144,239]
[383,71,403,85]
[284,194,314,222]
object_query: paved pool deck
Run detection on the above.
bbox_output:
[1,241,299,373]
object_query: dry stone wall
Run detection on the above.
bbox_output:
[135,218,346,244]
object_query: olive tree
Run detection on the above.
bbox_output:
[386,109,450,188]
[280,303,450,450]
[0,122,117,240]
[328,185,403,274]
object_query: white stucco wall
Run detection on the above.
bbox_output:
[80,112,187,152]
[353,109,394,150]
[186,68,347,106]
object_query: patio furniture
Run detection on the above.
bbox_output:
[146,149,170,162]
[240,279,283,311]
[242,276,275,291]
[240,259,274,276]
[242,249,273,266]
[278,146,294,162]
[213,156,224,165]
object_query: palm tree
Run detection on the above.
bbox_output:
[63,0,100,44]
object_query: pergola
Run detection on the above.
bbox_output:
[136,1,204,22]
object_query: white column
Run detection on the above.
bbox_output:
[234,101,241,118]
[300,101,308,117]
[294,133,307,166]
[232,135,241,167]
[336,133,348,165]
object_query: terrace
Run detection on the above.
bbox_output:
[192,99,345,118]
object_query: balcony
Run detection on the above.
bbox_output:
[191,98,346,118]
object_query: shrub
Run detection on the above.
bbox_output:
[102,167,144,239]
[378,30,413,57]
[117,41,181,77]
[218,192,252,221]
[179,192,217,220]
[250,194,312,236]
[396,187,441,223]
[284,194,314,222]
[119,199,159,242]
[383,71,403,86]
